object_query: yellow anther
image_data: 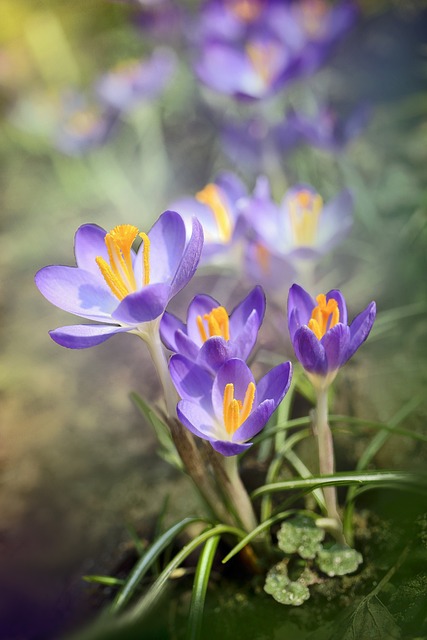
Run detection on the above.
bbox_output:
[196,183,232,243]
[246,41,278,85]
[139,232,150,286]
[226,0,264,21]
[196,306,230,343]
[254,242,270,275]
[288,190,323,246]
[96,224,150,300]
[299,0,328,38]
[308,294,340,340]
[223,381,256,435]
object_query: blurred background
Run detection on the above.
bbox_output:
[0,0,426,638]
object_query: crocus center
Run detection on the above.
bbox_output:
[246,40,281,86]
[308,294,339,340]
[288,189,323,246]
[196,184,232,243]
[96,224,150,300]
[255,242,270,275]
[223,382,256,435]
[196,306,230,342]
[226,0,264,22]
[67,108,100,135]
[298,0,328,39]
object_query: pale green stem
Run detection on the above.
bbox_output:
[315,387,346,545]
[216,454,258,533]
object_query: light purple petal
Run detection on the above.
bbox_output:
[211,440,252,456]
[35,265,117,321]
[49,323,130,349]
[317,189,353,251]
[287,284,315,338]
[229,286,265,335]
[174,331,200,360]
[169,216,204,297]
[112,283,170,324]
[159,311,186,351]
[232,311,262,362]
[169,355,213,406]
[74,224,109,275]
[256,362,292,406]
[233,399,275,442]
[186,294,220,345]
[293,326,327,376]
[176,401,216,442]
[346,301,376,362]
[321,324,351,371]
[326,289,348,326]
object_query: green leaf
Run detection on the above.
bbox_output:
[264,561,311,606]
[83,575,125,587]
[329,597,401,640]
[316,545,363,577]
[277,516,325,560]
[187,535,220,640]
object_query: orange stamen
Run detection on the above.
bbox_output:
[308,294,340,340]
[196,183,232,243]
[223,381,256,435]
[196,306,230,343]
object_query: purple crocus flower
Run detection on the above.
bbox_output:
[287,284,376,389]
[35,211,203,348]
[160,286,265,373]
[169,172,248,262]
[95,48,176,111]
[169,356,292,456]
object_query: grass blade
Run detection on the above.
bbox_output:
[187,535,220,640]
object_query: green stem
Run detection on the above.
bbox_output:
[219,455,258,533]
[316,387,346,544]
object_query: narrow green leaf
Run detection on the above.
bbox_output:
[83,576,125,587]
[187,535,220,640]
[109,517,207,614]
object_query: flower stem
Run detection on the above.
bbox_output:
[213,453,258,533]
[315,387,346,545]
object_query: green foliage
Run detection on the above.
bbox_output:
[316,545,363,578]
[277,516,325,560]
[264,561,311,606]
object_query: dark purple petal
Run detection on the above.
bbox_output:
[346,301,376,362]
[293,326,327,376]
[197,337,236,373]
[74,224,109,275]
[169,355,213,406]
[35,265,117,321]
[321,323,351,372]
[229,286,265,335]
[211,440,252,456]
[326,289,348,326]
[233,399,275,442]
[176,401,216,442]
[169,216,204,297]
[159,311,186,351]
[49,323,129,349]
[212,359,255,423]
[287,284,315,338]
[256,362,292,406]
[112,283,170,324]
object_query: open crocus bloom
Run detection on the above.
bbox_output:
[160,286,265,372]
[287,284,376,389]
[35,211,203,348]
[169,357,292,456]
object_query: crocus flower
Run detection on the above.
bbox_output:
[287,284,376,388]
[35,211,203,348]
[169,356,292,455]
[96,48,176,112]
[160,286,265,373]
[169,172,248,262]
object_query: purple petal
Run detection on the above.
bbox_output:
[229,286,265,335]
[159,311,186,351]
[35,265,117,321]
[287,284,315,338]
[321,324,351,372]
[293,326,327,376]
[346,301,376,362]
[49,323,129,349]
[318,189,353,252]
[177,401,216,442]
[174,331,200,361]
[169,355,213,406]
[212,359,255,423]
[74,224,109,275]
[112,283,170,324]
[232,311,261,362]
[233,399,275,442]
[326,289,348,326]
[197,337,236,373]
[256,362,292,406]
[211,440,252,457]
[169,216,204,297]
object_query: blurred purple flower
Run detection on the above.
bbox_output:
[35,212,203,348]
[169,356,292,456]
[287,284,376,388]
[134,1,183,42]
[169,172,248,262]
[160,286,265,373]
[96,48,176,111]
